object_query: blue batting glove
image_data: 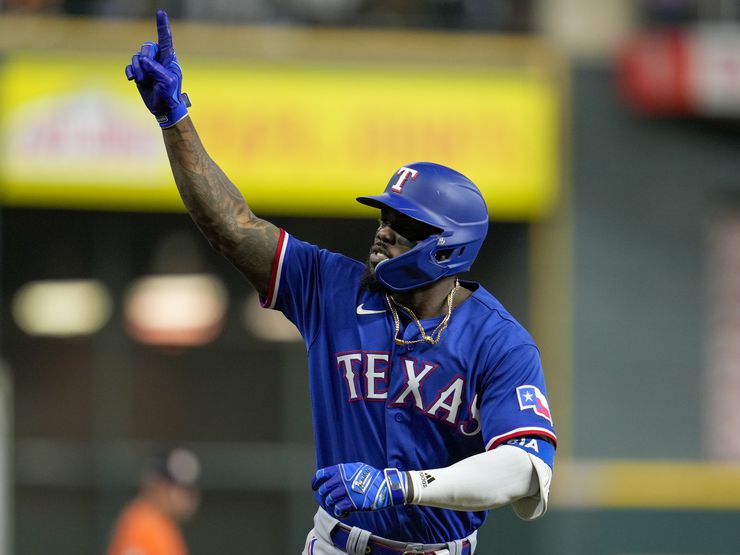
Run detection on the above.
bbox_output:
[125,10,191,128]
[312,463,408,518]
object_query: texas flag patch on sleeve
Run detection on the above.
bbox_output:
[516,385,552,424]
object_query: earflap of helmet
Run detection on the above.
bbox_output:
[374,232,485,292]
[374,235,446,292]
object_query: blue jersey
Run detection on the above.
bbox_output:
[262,230,556,544]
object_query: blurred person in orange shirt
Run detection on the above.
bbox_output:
[106,447,201,555]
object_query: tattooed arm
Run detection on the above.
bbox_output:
[126,12,278,296]
[163,117,279,297]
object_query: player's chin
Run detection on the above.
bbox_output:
[360,261,389,294]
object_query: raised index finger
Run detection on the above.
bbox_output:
[156,9,174,62]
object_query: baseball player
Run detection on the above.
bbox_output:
[126,11,556,555]
[106,447,200,555]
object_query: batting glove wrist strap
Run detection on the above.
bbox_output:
[384,468,408,507]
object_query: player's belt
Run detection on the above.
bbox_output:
[330,523,472,555]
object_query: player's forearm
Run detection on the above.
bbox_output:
[406,446,539,512]
[162,117,278,294]
[163,116,252,246]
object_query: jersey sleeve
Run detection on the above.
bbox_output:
[478,344,557,453]
[259,230,357,345]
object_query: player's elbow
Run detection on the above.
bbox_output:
[472,476,540,511]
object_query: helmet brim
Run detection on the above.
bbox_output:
[356,193,446,231]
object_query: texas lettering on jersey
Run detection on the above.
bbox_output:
[335,351,481,435]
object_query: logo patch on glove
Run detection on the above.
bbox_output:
[352,466,373,494]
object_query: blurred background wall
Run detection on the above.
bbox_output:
[1,0,740,554]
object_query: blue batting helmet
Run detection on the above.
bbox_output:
[357,162,489,292]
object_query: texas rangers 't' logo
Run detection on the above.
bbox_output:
[516,385,552,424]
[391,167,419,193]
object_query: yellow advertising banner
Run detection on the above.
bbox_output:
[0,51,560,219]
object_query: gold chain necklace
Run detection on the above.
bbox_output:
[385,279,460,346]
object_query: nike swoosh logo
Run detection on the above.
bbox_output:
[356,303,386,315]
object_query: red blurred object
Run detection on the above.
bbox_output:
[618,25,740,117]
[618,29,694,114]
